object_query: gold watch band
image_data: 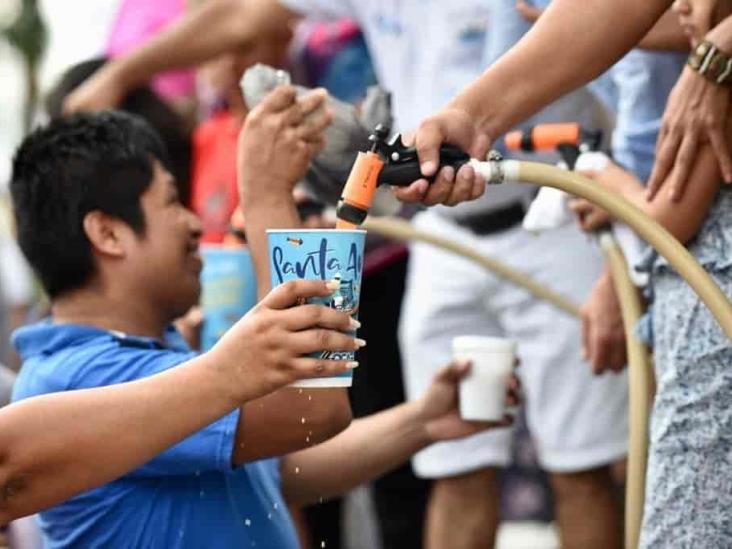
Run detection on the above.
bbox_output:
[688,41,732,86]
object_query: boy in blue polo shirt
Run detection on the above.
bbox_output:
[10,87,514,548]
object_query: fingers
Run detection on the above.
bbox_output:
[515,0,544,22]
[288,329,363,355]
[434,360,472,385]
[297,88,329,118]
[283,304,356,332]
[289,357,359,378]
[505,375,522,407]
[708,126,732,184]
[280,88,327,127]
[445,165,479,206]
[414,118,447,177]
[259,85,298,113]
[263,279,339,310]
[392,180,429,203]
[296,107,333,141]
[646,128,680,200]
[581,310,590,363]
[668,132,698,201]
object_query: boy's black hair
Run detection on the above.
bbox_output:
[10,111,169,298]
[46,57,192,204]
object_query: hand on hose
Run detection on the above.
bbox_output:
[393,107,490,207]
[569,198,612,232]
[581,270,627,375]
[417,361,520,443]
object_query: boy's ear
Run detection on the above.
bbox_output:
[82,211,129,258]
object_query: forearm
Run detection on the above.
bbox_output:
[452,0,669,141]
[107,0,297,92]
[638,8,689,51]
[281,401,429,506]
[609,150,720,243]
[233,388,351,464]
[0,354,239,523]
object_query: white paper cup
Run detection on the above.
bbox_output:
[452,336,516,421]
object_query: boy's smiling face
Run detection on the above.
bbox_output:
[122,160,203,320]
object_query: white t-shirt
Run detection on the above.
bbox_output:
[282,0,490,134]
[281,0,606,215]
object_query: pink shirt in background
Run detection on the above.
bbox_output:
[106,0,195,101]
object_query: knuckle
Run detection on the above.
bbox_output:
[317,329,330,347]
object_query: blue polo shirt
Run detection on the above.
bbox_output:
[11,321,299,549]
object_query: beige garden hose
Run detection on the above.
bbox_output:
[363,216,581,317]
[471,159,732,341]
[599,233,654,549]
[470,157,732,548]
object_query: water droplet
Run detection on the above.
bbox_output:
[244,518,252,527]
[298,389,303,394]
[305,436,310,443]
[308,395,312,401]
[318,497,324,504]
[321,542,326,548]
[273,502,279,510]
[301,417,306,424]
[178,529,184,538]
[294,466,300,474]
[267,513,272,520]
[199,490,205,498]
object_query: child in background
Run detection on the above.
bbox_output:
[47,57,193,206]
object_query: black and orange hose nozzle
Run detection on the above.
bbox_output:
[335,125,470,229]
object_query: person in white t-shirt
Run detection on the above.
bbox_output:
[63,2,629,547]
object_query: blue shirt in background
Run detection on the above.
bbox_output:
[12,322,299,549]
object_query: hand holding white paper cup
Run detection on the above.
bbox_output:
[452,336,516,421]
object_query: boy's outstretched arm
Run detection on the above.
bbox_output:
[0,278,351,523]
[280,363,519,506]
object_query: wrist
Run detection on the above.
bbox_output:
[402,399,434,447]
[239,181,294,208]
[688,39,732,85]
[196,351,245,409]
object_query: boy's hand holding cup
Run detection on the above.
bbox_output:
[209,279,361,398]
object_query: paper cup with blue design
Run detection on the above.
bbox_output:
[268,229,366,387]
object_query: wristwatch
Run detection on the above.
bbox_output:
[688,40,732,86]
